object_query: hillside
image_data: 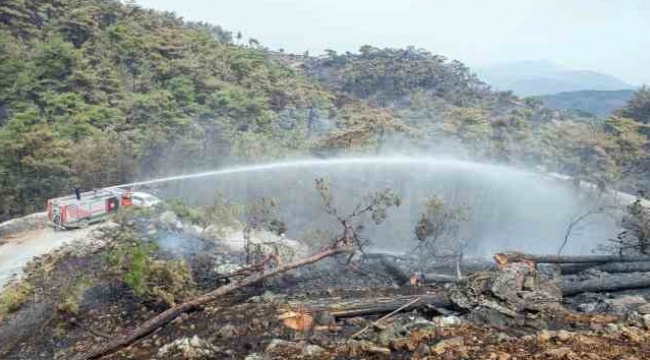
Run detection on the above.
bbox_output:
[0,0,649,222]
[540,90,636,117]
[3,2,650,360]
[0,0,520,220]
[476,60,634,96]
[0,0,344,219]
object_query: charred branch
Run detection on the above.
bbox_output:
[78,246,353,360]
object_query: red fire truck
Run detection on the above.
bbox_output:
[47,188,134,229]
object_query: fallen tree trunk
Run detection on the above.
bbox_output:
[362,252,411,261]
[561,261,650,275]
[496,252,650,264]
[362,258,468,285]
[290,293,452,318]
[424,273,460,284]
[363,253,494,281]
[561,274,650,296]
[78,246,353,360]
[425,263,495,275]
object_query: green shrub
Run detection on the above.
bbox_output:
[104,238,195,306]
[147,260,196,307]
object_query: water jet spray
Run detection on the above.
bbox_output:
[109,156,629,256]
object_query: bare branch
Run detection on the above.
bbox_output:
[557,206,615,256]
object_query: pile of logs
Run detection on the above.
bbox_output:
[496,252,650,296]
[289,251,650,321]
[366,251,650,298]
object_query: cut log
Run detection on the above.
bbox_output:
[496,252,650,264]
[289,293,452,318]
[561,261,650,275]
[561,274,650,296]
[78,246,353,360]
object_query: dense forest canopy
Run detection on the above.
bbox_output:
[0,0,649,221]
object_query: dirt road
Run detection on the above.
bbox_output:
[0,226,98,289]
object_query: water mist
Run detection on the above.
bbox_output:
[118,156,624,256]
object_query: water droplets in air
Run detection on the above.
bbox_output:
[114,156,621,256]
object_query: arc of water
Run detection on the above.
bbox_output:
[113,156,490,189]
[108,155,647,209]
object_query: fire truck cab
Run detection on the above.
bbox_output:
[47,188,133,229]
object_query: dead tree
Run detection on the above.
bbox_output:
[314,178,400,264]
[411,195,467,275]
[78,246,353,360]
[242,197,286,265]
[557,206,616,256]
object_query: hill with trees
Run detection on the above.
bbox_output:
[0,0,649,221]
[301,49,648,190]
[0,0,342,219]
[539,90,636,117]
[616,86,650,125]
[475,60,635,96]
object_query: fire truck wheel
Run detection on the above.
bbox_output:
[78,219,90,229]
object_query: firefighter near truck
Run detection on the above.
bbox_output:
[47,188,135,229]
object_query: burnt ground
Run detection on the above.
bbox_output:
[6,282,649,360]
[3,258,650,360]
[78,292,650,360]
[3,220,650,359]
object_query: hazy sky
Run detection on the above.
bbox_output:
[136,0,649,84]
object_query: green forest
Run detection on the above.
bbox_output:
[1,0,650,221]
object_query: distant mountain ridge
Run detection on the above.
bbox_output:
[476,60,634,97]
[539,90,636,117]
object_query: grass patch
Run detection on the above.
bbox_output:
[0,280,33,320]
[57,277,92,315]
